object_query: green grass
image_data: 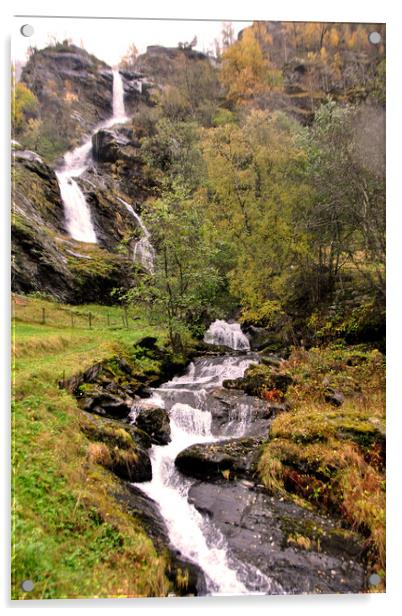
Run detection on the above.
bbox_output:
[12,294,172,599]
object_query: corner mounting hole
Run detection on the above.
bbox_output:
[369,31,381,45]
[20,24,34,38]
[368,573,381,586]
[21,579,34,592]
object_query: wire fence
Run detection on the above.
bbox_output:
[12,297,138,331]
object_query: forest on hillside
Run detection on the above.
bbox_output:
[13,20,385,352]
[11,20,386,599]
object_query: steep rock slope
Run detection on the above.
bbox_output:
[13,45,156,302]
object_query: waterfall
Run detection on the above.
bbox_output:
[132,353,278,595]
[56,139,96,243]
[111,68,128,122]
[56,69,128,243]
[116,197,155,273]
[203,320,250,351]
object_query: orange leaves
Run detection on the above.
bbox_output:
[261,387,284,402]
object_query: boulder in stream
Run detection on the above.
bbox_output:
[175,436,266,481]
[80,410,152,482]
[134,402,171,445]
[208,387,285,437]
[188,481,366,594]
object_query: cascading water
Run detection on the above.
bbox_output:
[203,319,250,351]
[116,197,155,273]
[56,69,128,243]
[132,325,280,595]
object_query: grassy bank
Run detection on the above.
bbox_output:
[12,294,172,599]
[258,344,386,588]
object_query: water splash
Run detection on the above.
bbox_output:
[204,320,250,351]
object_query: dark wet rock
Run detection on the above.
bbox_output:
[134,404,171,445]
[13,152,65,231]
[81,388,133,419]
[223,363,293,398]
[175,437,266,481]
[136,336,159,350]
[86,396,132,419]
[242,325,290,355]
[92,126,142,165]
[116,484,207,596]
[188,481,366,594]
[92,128,130,163]
[325,387,345,407]
[110,445,152,482]
[244,325,279,351]
[117,357,133,375]
[208,387,283,437]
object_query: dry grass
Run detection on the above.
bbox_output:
[287,534,312,551]
[87,442,112,466]
[258,344,386,577]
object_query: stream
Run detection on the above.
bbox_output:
[131,321,283,595]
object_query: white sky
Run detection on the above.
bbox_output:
[12,17,252,66]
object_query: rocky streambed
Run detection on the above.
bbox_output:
[69,329,368,596]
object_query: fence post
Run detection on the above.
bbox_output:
[124,306,129,328]
[71,313,75,328]
[107,313,110,327]
[88,312,92,329]
[41,307,46,325]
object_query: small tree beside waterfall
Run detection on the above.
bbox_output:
[124,182,223,353]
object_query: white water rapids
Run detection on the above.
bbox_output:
[132,327,278,595]
[56,69,128,243]
[204,319,250,351]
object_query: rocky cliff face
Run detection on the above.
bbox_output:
[21,44,113,147]
[12,140,143,303]
[134,45,211,84]
[13,44,158,303]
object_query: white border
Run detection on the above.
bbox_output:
[1,0,401,614]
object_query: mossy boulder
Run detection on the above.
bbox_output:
[223,364,292,398]
[134,403,171,445]
[80,411,152,482]
[175,436,266,481]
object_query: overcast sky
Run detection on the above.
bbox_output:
[12,17,252,66]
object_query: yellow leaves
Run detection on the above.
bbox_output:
[220,27,273,104]
[328,28,340,49]
[12,82,39,133]
[320,47,328,62]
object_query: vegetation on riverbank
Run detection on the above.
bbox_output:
[258,344,385,586]
[12,294,177,599]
